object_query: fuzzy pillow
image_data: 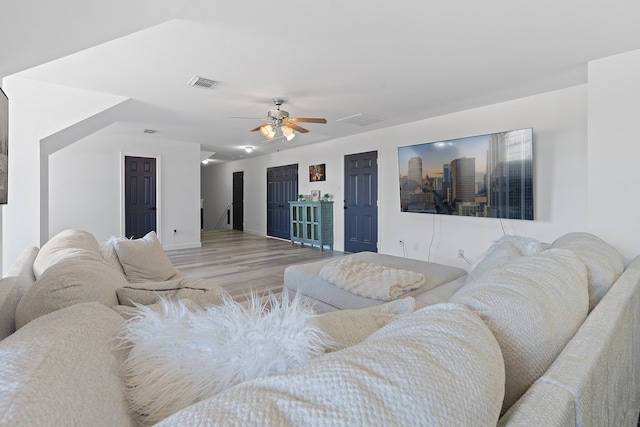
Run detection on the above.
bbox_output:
[489,235,544,257]
[114,231,179,282]
[116,293,331,425]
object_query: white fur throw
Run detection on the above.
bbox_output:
[116,293,331,426]
[488,235,544,257]
[319,257,425,301]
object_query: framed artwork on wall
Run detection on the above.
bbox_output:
[309,164,326,182]
[0,88,8,204]
[311,190,321,201]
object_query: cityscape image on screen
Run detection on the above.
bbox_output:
[398,128,534,220]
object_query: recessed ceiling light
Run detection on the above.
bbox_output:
[143,128,158,134]
[244,146,254,153]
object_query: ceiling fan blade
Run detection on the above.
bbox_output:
[284,123,309,133]
[229,116,266,120]
[288,117,327,124]
[250,125,264,132]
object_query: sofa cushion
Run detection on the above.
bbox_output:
[466,239,522,283]
[313,297,415,350]
[15,258,127,329]
[0,277,21,340]
[116,277,226,308]
[156,303,505,427]
[551,232,625,310]
[32,229,103,279]
[451,248,589,414]
[114,231,179,282]
[0,302,135,427]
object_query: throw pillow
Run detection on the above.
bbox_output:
[116,292,331,425]
[100,236,126,275]
[114,231,179,282]
[451,249,589,414]
[551,232,625,311]
[314,297,415,350]
[116,277,226,308]
[32,229,103,279]
[15,258,128,329]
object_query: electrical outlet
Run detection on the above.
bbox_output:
[458,249,465,258]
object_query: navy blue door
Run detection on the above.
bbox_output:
[125,156,157,238]
[266,164,298,240]
[344,151,378,253]
[232,171,244,231]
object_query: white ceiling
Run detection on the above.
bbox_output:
[2,0,640,162]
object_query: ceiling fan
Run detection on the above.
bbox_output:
[248,99,327,141]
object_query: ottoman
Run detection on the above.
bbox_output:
[284,252,467,313]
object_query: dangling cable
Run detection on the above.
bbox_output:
[427,214,436,262]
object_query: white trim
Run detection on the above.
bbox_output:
[120,152,162,241]
[163,242,202,251]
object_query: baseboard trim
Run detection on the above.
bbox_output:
[163,242,202,251]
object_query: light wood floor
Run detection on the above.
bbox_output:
[166,229,345,302]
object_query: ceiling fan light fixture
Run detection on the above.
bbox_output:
[282,126,295,141]
[260,124,275,139]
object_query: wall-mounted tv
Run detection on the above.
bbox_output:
[398,128,533,220]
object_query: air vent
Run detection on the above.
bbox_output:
[336,113,384,126]
[143,129,158,134]
[187,75,218,90]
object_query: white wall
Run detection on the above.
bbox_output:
[587,49,640,259]
[1,77,128,272]
[50,131,201,249]
[1,76,202,273]
[202,85,589,269]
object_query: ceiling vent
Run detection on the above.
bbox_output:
[143,128,158,134]
[336,113,384,126]
[187,75,218,90]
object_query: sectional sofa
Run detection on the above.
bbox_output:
[0,230,637,426]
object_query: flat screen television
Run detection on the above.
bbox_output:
[398,128,533,220]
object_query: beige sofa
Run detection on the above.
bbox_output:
[0,229,227,341]
[0,231,638,426]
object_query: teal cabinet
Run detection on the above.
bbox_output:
[290,201,334,251]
